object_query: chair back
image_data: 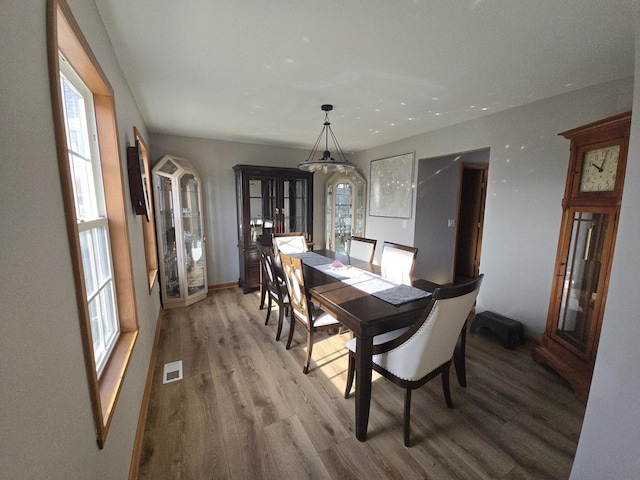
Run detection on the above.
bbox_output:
[279,252,311,326]
[380,241,418,284]
[273,233,308,256]
[257,243,285,301]
[373,275,483,382]
[349,236,377,263]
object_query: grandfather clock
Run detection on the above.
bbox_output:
[533,112,631,402]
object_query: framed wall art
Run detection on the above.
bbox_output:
[369,152,415,218]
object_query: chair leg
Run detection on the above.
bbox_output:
[404,389,412,447]
[303,329,314,374]
[454,319,467,387]
[259,281,266,310]
[344,352,355,398]
[286,311,296,350]
[264,295,272,325]
[442,364,453,409]
[275,303,284,341]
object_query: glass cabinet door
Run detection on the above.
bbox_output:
[155,173,180,300]
[282,176,309,234]
[551,208,617,358]
[153,155,207,308]
[248,175,276,243]
[180,173,205,299]
[325,169,366,253]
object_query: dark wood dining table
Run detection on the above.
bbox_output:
[303,250,448,442]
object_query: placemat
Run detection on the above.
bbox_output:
[371,283,431,306]
[288,252,334,267]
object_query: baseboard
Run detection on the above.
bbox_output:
[128,307,163,480]
[208,281,239,291]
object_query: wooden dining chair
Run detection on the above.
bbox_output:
[279,252,341,374]
[348,236,377,263]
[344,275,483,447]
[257,243,290,341]
[380,241,418,284]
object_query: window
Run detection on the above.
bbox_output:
[48,0,138,448]
[60,57,120,377]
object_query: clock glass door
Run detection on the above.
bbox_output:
[553,208,616,358]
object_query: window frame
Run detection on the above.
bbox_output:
[60,59,121,376]
[47,0,139,448]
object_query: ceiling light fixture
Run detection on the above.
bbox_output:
[299,104,354,173]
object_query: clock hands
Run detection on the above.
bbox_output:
[591,151,609,173]
[599,151,609,171]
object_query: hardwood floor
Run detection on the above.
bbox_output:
[137,288,585,480]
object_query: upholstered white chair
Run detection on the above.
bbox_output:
[348,236,377,263]
[379,241,418,284]
[257,243,289,341]
[344,275,483,446]
[279,252,341,374]
[273,232,308,256]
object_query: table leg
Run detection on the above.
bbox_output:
[355,336,374,441]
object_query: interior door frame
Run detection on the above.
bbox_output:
[452,163,489,281]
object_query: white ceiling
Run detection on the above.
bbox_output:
[95,0,635,153]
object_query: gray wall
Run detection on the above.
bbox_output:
[1,1,161,478]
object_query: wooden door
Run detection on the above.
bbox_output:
[454,164,488,281]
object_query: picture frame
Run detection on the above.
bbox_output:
[127,138,152,221]
[369,152,415,218]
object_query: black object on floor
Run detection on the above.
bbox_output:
[470,311,525,350]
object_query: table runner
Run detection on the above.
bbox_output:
[290,252,431,306]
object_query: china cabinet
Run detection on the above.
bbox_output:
[153,155,207,308]
[233,165,313,293]
[325,169,366,254]
[533,112,631,401]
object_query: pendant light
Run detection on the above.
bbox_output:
[298,104,354,173]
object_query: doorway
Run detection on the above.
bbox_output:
[454,164,488,282]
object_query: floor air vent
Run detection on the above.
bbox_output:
[162,360,183,384]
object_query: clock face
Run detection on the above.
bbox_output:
[579,145,620,192]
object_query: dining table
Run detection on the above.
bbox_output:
[296,249,467,442]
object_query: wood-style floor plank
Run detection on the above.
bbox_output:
[137,288,585,479]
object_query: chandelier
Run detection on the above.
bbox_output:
[298,104,354,173]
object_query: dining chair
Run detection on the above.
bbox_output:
[273,232,308,256]
[380,241,418,284]
[257,243,290,341]
[348,236,377,263]
[279,252,341,374]
[344,275,483,447]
